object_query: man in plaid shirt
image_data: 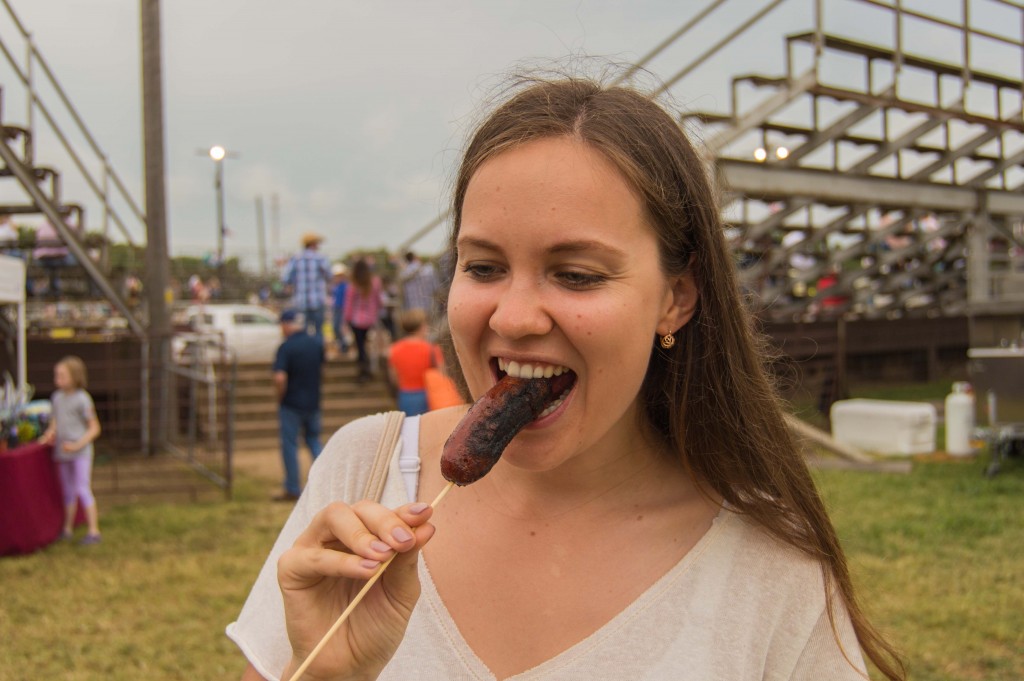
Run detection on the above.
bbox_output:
[282,232,332,341]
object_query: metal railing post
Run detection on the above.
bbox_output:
[962,0,972,87]
[141,339,150,454]
[101,157,111,269]
[24,34,32,135]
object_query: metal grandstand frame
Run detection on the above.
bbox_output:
[618,0,1024,322]
[404,0,1024,327]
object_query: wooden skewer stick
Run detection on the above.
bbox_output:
[286,481,456,681]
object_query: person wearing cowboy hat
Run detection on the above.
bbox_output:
[281,232,332,341]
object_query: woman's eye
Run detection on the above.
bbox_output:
[558,271,605,290]
[461,262,501,280]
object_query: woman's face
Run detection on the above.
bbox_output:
[448,136,695,473]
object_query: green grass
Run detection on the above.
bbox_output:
[816,456,1024,680]
[1,454,1021,680]
[0,476,293,681]
[848,379,954,403]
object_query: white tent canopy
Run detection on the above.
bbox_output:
[0,254,27,390]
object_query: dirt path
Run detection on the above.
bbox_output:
[233,445,315,494]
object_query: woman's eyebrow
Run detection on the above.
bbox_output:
[459,235,628,259]
[548,239,629,259]
[456,235,501,253]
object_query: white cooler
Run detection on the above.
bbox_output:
[830,399,936,456]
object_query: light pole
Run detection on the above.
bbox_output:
[198,144,238,269]
[209,145,227,268]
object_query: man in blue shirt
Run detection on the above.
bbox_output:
[272,309,324,501]
[281,232,331,341]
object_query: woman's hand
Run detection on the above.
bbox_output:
[277,500,436,681]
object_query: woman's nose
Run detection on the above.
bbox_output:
[488,279,553,340]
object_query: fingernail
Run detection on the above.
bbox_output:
[370,540,392,553]
[360,559,381,569]
[391,527,413,542]
[409,502,429,514]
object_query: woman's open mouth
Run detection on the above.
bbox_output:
[494,358,576,418]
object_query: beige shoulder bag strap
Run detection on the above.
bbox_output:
[362,411,406,502]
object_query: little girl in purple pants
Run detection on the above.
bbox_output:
[40,355,102,545]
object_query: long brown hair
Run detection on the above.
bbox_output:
[441,75,904,680]
[351,258,374,297]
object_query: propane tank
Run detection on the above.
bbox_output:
[945,382,975,457]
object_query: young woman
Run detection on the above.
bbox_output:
[230,75,904,681]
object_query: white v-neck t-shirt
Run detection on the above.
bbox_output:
[227,413,867,680]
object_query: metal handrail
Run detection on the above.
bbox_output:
[0,0,146,246]
[610,0,730,87]
[652,0,788,97]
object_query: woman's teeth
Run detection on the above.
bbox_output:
[498,358,569,379]
[537,394,566,418]
[496,358,571,418]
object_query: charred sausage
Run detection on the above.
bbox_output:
[440,372,574,485]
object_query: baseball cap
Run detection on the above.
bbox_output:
[279,309,301,324]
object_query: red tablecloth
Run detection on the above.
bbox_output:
[0,442,82,556]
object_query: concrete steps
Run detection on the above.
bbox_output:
[213,357,396,449]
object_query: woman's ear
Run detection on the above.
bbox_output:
[658,271,699,336]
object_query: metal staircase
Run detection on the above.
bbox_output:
[0,0,145,335]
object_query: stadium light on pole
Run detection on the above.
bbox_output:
[197,144,238,269]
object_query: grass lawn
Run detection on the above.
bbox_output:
[0,475,293,681]
[1,430,1021,679]
[816,456,1023,680]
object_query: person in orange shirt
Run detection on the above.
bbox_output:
[386,308,438,416]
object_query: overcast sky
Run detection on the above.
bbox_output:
[0,0,1017,270]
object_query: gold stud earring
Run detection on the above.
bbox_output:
[659,333,676,349]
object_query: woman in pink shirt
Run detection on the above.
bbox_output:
[344,258,382,382]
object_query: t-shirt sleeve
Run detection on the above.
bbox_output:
[225,483,317,680]
[78,391,97,422]
[225,414,399,680]
[272,344,287,373]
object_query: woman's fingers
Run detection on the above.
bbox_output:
[278,543,386,589]
[282,501,436,588]
[276,500,439,680]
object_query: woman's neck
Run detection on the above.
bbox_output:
[471,437,690,523]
